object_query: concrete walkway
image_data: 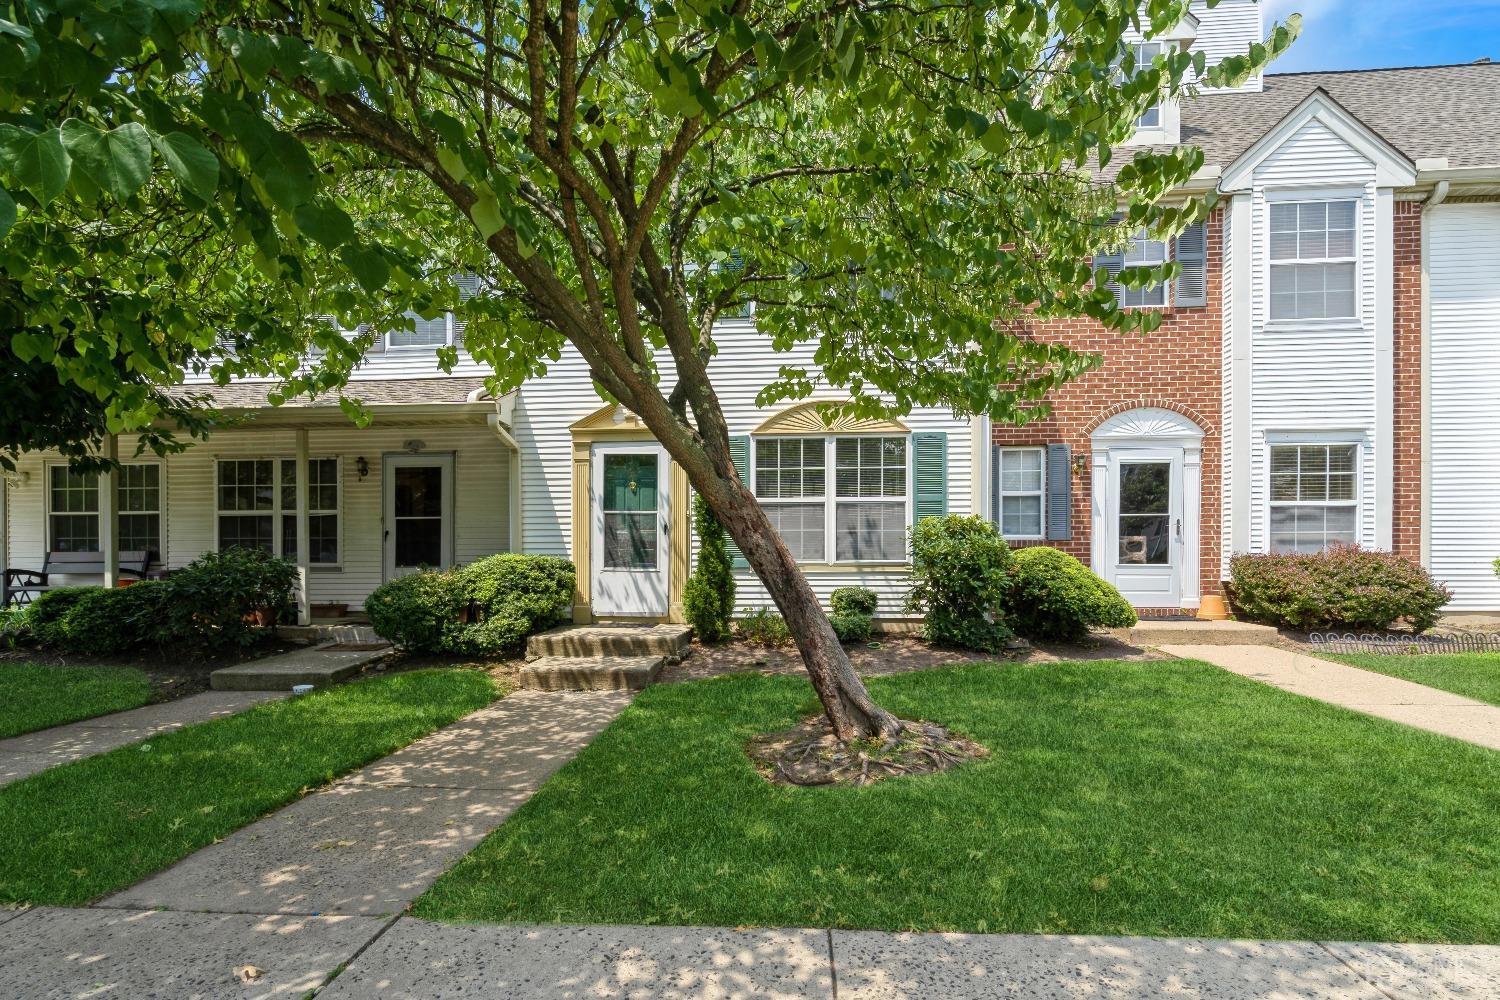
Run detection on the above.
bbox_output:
[0,689,286,787]
[99,689,631,916]
[1162,644,1500,750]
[4,910,1498,999]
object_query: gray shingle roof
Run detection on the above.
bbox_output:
[1183,62,1500,171]
[179,376,493,409]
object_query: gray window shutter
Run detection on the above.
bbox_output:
[360,323,384,354]
[991,443,1002,523]
[911,432,948,525]
[1096,248,1125,306]
[1174,221,1208,307]
[1045,443,1071,541]
[726,435,750,569]
[453,273,481,348]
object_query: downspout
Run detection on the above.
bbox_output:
[474,387,523,553]
[1417,180,1449,569]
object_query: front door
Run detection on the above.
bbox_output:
[1105,451,1182,607]
[383,454,454,579]
[590,443,670,617]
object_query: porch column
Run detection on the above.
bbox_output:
[101,434,119,588]
[295,428,311,625]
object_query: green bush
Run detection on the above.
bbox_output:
[366,554,576,655]
[829,587,878,643]
[683,494,736,643]
[1007,546,1137,642]
[736,607,791,646]
[1230,545,1450,632]
[365,570,469,653]
[905,515,1015,652]
[56,581,177,655]
[168,547,299,650]
[26,587,95,648]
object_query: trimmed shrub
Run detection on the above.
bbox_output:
[1230,544,1450,632]
[737,607,791,646]
[367,554,575,655]
[26,587,95,648]
[168,548,299,650]
[1008,546,1137,642]
[57,581,177,655]
[365,570,469,653]
[682,494,736,643]
[905,515,1015,652]
[829,587,878,643]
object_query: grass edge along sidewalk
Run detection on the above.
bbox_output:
[1325,652,1500,709]
[0,663,154,739]
[416,659,1500,944]
[0,668,502,906]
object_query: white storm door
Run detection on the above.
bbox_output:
[383,454,454,579]
[1107,450,1183,607]
[591,443,670,616]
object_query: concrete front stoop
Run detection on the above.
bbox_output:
[209,641,392,691]
[520,624,691,691]
[1122,618,1281,647]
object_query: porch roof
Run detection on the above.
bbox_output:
[181,376,494,409]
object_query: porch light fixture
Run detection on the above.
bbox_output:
[356,456,369,479]
[1072,452,1089,478]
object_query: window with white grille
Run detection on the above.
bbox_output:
[1268,443,1358,553]
[1269,201,1357,321]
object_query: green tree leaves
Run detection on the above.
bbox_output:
[151,132,218,201]
[0,125,70,205]
[61,121,153,201]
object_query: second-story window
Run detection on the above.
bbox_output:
[387,312,451,349]
[1129,42,1165,129]
[1269,200,1357,321]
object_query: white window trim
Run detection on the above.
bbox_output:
[1109,229,1173,310]
[1264,196,1361,325]
[44,460,164,558]
[215,456,343,568]
[1263,437,1364,554]
[996,446,1047,541]
[750,433,912,565]
[384,312,455,351]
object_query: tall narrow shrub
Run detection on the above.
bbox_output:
[683,494,735,643]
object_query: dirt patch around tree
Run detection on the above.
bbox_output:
[747,715,989,787]
[661,631,1163,683]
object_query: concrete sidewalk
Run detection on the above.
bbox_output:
[99,689,631,916]
[0,689,286,787]
[4,910,1498,999]
[1162,644,1500,750]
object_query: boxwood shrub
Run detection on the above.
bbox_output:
[905,515,1015,652]
[829,586,879,643]
[366,554,576,655]
[1229,544,1450,632]
[1007,546,1137,642]
[25,587,96,648]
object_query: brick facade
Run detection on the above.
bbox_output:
[992,207,1225,600]
[1391,200,1423,562]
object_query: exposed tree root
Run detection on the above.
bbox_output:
[746,716,988,787]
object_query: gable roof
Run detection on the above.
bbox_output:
[1184,62,1500,171]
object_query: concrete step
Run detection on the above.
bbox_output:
[280,623,382,645]
[210,643,391,691]
[526,624,691,660]
[1120,619,1280,647]
[519,655,664,692]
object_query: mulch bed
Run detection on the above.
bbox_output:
[747,715,989,786]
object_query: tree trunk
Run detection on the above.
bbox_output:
[697,467,904,744]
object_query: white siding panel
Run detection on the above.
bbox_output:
[1246,119,1381,554]
[513,320,976,615]
[1123,0,1264,93]
[1429,204,1500,610]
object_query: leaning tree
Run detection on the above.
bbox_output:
[0,0,1295,740]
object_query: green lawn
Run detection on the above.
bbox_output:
[416,660,1500,943]
[0,668,500,906]
[0,663,154,739]
[1327,653,1500,707]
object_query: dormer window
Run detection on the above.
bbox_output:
[387,312,453,349]
[1130,42,1166,130]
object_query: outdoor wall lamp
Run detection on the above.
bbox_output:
[356,456,369,479]
[1072,452,1089,478]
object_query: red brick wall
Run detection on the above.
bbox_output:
[1392,201,1423,562]
[992,207,1224,599]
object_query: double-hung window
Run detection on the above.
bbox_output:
[754,438,826,561]
[750,435,911,563]
[386,311,451,349]
[1128,42,1165,129]
[1269,200,1357,321]
[1268,443,1358,553]
[997,448,1045,538]
[47,464,161,560]
[1118,230,1169,307]
[217,458,340,564]
[834,437,908,562]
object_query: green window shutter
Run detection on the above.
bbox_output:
[911,432,948,525]
[726,435,750,569]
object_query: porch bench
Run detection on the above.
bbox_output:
[3,550,153,608]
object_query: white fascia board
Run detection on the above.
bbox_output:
[1217,89,1418,193]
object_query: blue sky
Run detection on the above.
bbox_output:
[1264,1,1500,72]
